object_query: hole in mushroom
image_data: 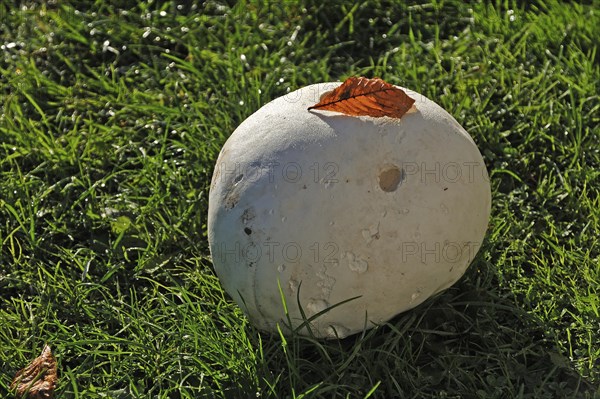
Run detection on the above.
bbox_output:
[378,165,404,192]
[233,173,244,184]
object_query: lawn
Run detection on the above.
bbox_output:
[0,1,598,398]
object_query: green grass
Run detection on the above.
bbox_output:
[1,0,598,397]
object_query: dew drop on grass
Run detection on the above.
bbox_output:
[507,9,515,22]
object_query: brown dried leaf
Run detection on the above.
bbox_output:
[308,76,416,118]
[10,345,58,399]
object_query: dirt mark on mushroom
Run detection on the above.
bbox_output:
[378,165,404,192]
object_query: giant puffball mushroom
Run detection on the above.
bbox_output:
[208,82,491,339]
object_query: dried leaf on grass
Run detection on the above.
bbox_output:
[308,76,416,118]
[10,345,58,399]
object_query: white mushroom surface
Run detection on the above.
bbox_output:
[208,83,491,338]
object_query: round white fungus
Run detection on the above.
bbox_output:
[208,82,491,338]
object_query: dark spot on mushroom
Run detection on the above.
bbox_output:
[244,227,252,235]
[224,191,239,209]
[345,179,349,183]
[223,178,243,210]
[378,165,405,192]
[302,184,307,189]
[248,261,255,268]
[233,173,244,184]
[443,187,448,191]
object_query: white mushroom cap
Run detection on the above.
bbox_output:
[208,83,491,338]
